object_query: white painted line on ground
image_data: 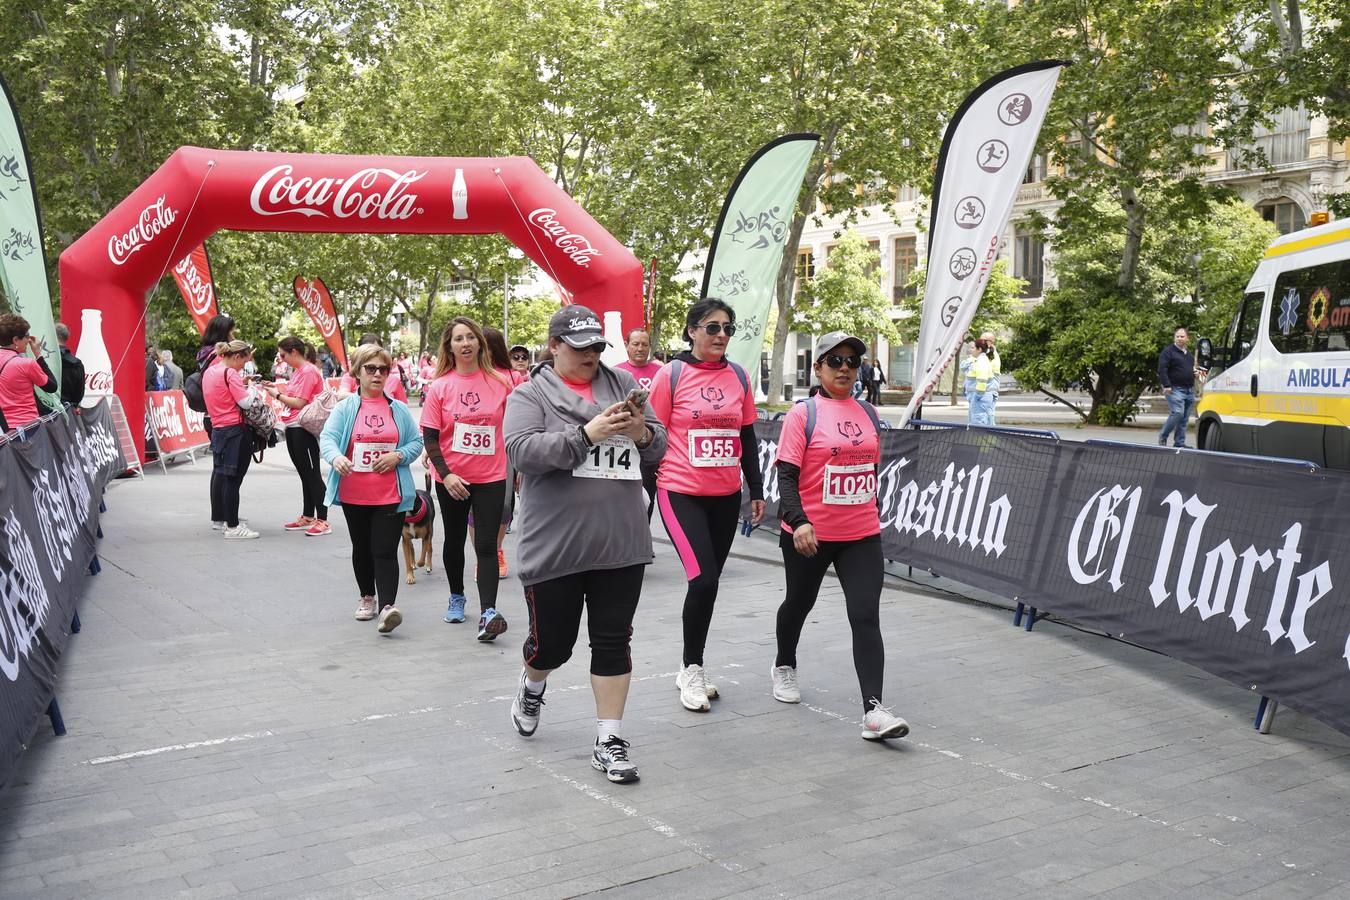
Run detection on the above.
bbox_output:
[86,731,275,765]
[458,719,744,875]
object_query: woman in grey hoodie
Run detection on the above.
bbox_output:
[503,306,668,784]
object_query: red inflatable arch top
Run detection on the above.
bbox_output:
[58,146,644,459]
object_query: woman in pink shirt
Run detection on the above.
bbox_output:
[339,334,408,404]
[319,344,424,632]
[421,317,516,639]
[263,336,330,536]
[649,297,765,712]
[203,340,264,540]
[0,314,58,431]
[771,333,907,742]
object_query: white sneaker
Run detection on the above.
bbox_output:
[862,701,909,741]
[211,521,225,531]
[771,665,800,703]
[676,664,710,712]
[704,674,719,700]
[222,523,259,540]
[354,596,376,621]
[376,605,402,634]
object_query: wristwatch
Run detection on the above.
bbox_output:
[634,427,654,449]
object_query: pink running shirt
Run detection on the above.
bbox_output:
[775,397,880,542]
[0,350,48,428]
[561,375,596,404]
[614,360,663,392]
[281,363,323,425]
[421,368,513,483]
[203,363,249,427]
[340,396,401,505]
[649,360,756,496]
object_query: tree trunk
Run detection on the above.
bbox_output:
[1117,184,1145,292]
[766,124,838,405]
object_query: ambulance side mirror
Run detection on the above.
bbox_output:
[1197,338,1213,372]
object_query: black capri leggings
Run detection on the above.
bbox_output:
[341,502,404,610]
[776,531,885,713]
[657,488,742,667]
[209,424,252,528]
[522,564,645,676]
[435,479,507,612]
[285,427,328,520]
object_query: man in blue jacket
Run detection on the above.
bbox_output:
[1158,326,1201,447]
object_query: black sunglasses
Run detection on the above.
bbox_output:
[694,322,736,337]
[362,364,391,375]
[510,353,529,361]
[822,354,862,370]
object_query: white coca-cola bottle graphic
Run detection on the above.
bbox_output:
[600,310,626,367]
[77,308,114,408]
[452,168,468,220]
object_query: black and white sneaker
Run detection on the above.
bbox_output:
[510,672,545,737]
[592,736,639,783]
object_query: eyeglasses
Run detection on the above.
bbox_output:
[823,354,862,370]
[694,322,736,337]
[510,354,529,361]
[362,364,391,375]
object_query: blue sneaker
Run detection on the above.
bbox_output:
[444,594,467,624]
[477,607,508,641]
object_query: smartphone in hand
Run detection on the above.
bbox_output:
[625,388,649,412]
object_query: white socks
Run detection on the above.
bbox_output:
[525,675,546,694]
[597,719,622,743]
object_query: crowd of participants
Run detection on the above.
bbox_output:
[2,296,907,785]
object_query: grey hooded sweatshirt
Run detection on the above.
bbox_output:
[504,361,669,584]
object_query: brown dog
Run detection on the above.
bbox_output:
[402,490,436,585]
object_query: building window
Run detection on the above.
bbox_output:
[887,344,914,390]
[892,236,917,303]
[1014,228,1043,298]
[1259,199,1306,235]
[866,239,881,280]
[895,185,920,204]
[795,250,815,284]
[1023,153,1046,184]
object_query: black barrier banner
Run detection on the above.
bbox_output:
[0,402,125,790]
[751,420,1350,736]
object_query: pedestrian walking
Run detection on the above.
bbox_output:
[1158,326,1201,447]
[320,344,424,632]
[54,323,85,407]
[770,332,909,742]
[649,296,765,712]
[967,339,996,426]
[267,335,331,537]
[503,305,668,783]
[869,360,885,405]
[160,350,184,390]
[196,315,235,528]
[980,331,1001,424]
[421,317,516,639]
[203,339,262,540]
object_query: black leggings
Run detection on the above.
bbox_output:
[341,502,404,609]
[209,424,252,528]
[523,565,645,676]
[777,532,885,713]
[285,428,328,520]
[658,488,742,667]
[436,479,507,612]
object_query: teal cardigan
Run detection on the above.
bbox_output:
[318,393,424,512]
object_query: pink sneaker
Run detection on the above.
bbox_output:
[305,520,331,537]
[354,596,376,621]
[284,516,314,531]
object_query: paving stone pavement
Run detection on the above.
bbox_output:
[4,453,1350,898]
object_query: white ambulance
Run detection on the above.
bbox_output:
[1196,218,1350,469]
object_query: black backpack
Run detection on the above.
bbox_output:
[183,352,213,413]
[59,347,85,407]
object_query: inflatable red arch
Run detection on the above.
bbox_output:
[58,147,644,459]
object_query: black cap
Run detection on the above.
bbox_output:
[547,305,609,349]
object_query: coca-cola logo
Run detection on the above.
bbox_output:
[107,196,177,266]
[85,370,114,393]
[295,280,339,338]
[173,255,215,316]
[527,208,602,268]
[250,165,427,220]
